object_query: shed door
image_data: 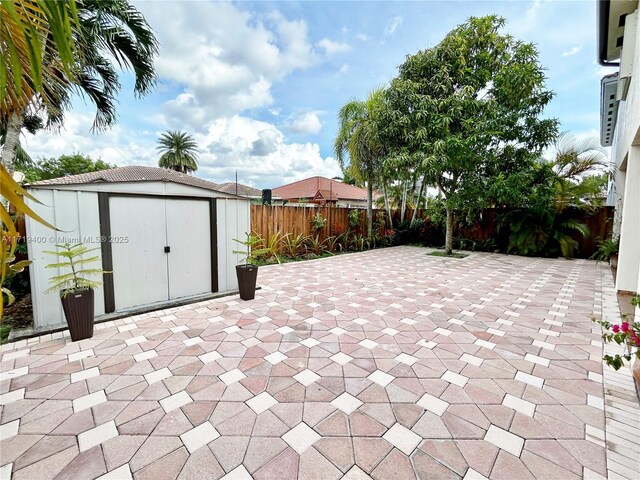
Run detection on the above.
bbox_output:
[166,199,211,300]
[110,197,169,309]
[109,196,213,311]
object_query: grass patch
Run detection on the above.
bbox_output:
[429,251,468,259]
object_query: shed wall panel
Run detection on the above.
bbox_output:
[216,199,250,292]
[26,190,104,328]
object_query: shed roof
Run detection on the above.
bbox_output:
[216,182,262,197]
[28,166,226,193]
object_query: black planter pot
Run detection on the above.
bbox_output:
[61,288,95,341]
[236,264,258,300]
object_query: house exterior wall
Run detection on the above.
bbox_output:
[609,7,640,293]
[25,183,250,328]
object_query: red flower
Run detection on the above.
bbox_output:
[621,322,630,332]
[612,324,620,333]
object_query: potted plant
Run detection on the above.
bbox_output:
[591,237,619,267]
[594,293,640,389]
[45,243,107,341]
[233,233,267,301]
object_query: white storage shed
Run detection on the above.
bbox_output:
[24,166,251,328]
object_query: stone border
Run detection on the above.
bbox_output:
[598,266,640,479]
[4,288,259,343]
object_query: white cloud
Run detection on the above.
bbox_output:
[21,112,340,189]
[316,38,351,55]
[135,2,320,129]
[356,33,369,42]
[337,64,350,75]
[195,116,339,186]
[562,45,582,57]
[384,16,403,38]
[289,112,322,135]
[21,112,156,166]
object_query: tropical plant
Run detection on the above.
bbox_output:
[325,235,344,254]
[347,209,360,229]
[258,231,286,264]
[334,87,387,240]
[311,213,326,231]
[44,243,105,296]
[591,237,619,262]
[348,233,369,252]
[1,0,82,326]
[2,0,159,172]
[1,165,57,322]
[1,0,79,173]
[500,133,608,258]
[283,233,309,258]
[385,16,557,255]
[157,130,199,174]
[232,233,268,265]
[305,235,327,256]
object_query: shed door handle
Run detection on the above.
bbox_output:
[164,246,171,253]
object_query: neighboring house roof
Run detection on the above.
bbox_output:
[272,176,373,202]
[217,182,262,197]
[28,166,225,193]
[314,189,338,202]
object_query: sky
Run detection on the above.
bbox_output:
[22,0,615,189]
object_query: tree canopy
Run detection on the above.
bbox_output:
[384,15,558,253]
[20,153,114,183]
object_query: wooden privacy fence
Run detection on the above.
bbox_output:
[249,204,615,258]
[250,205,387,241]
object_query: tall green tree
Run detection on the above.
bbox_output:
[22,153,114,183]
[386,16,557,254]
[157,131,199,174]
[1,0,159,172]
[334,88,387,240]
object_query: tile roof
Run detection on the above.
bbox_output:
[28,166,224,193]
[216,182,262,197]
[272,176,372,201]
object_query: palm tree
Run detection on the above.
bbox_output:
[504,133,610,258]
[551,132,609,210]
[157,131,199,174]
[1,0,81,321]
[334,88,386,240]
[1,0,159,172]
[1,0,79,172]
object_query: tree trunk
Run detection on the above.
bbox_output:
[1,112,23,174]
[400,180,408,223]
[381,180,392,228]
[411,173,427,225]
[366,179,373,241]
[445,206,454,255]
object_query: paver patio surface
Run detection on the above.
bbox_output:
[0,246,633,479]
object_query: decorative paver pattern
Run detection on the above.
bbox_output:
[1,246,638,479]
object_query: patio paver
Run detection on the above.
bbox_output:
[1,246,638,479]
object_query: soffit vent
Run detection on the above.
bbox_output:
[600,73,620,147]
